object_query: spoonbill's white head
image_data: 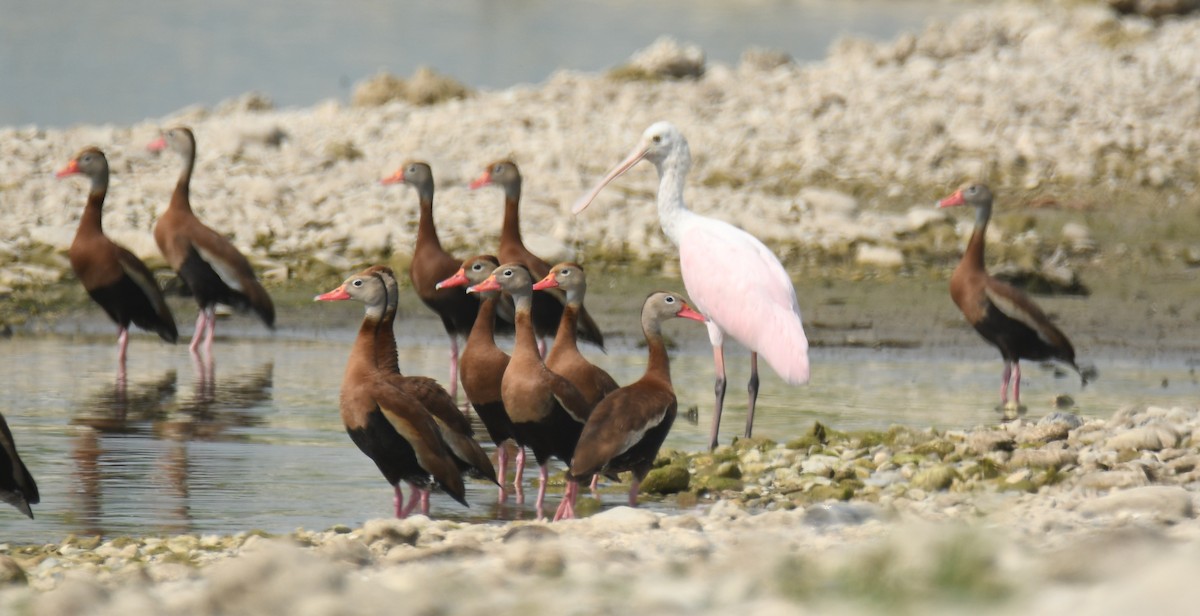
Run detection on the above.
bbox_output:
[572,121,691,215]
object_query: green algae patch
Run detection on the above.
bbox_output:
[911,465,959,492]
[641,465,691,495]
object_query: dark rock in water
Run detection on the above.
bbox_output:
[641,464,691,495]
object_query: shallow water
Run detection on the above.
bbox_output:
[0,0,960,127]
[2,327,1197,544]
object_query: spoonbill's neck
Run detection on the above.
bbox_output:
[653,148,693,245]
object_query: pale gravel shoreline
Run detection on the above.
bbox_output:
[3,2,1200,614]
[4,405,1200,614]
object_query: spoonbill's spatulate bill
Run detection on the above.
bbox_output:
[573,122,810,451]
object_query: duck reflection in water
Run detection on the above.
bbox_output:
[69,362,274,537]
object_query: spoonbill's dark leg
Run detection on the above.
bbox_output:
[744,352,760,439]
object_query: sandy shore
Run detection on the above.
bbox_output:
[3,1,1200,614]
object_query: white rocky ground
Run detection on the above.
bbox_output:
[3,2,1200,614]
[1,2,1197,293]
[3,404,1200,614]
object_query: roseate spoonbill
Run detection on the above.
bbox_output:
[573,122,809,451]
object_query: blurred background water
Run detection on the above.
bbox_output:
[0,0,960,127]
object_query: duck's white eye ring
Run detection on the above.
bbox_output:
[352,279,364,287]
[665,296,675,303]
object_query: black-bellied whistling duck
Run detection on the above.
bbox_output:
[532,262,619,406]
[58,148,178,374]
[467,264,592,520]
[381,161,479,400]
[148,127,275,356]
[369,266,498,497]
[567,292,705,513]
[938,182,1088,408]
[0,412,39,519]
[436,255,524,501]
[469,160,605,351]
[315,268,466,517]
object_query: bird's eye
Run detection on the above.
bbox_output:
[352,279,364,287]
[494,164,504,173]
[559,268,570,276]
[967,185,977,194]
[471,263,483,271]
[502,269,513,277]
[652,135,662,144]
[665,296,675,304]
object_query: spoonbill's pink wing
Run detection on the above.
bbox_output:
[678,217,810,385]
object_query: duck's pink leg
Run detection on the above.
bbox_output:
[553,480,578,521]
[496,444,510,502]
[400,481,423,516]
[1000,361,1013,405]
[590,473,599,497]
[398,482,412,516]
[628,477,642,507]
[514,446,527,503]
[447,336,459,402]
[203,306,217,357]
[1012,362,1022,406]
[535,464,549,520]
[189,310,207,354]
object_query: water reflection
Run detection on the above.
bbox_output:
[3,334,1195,545]
[64,361,275,537]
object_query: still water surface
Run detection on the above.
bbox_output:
[2,329,1196,544]
[0,0,960,127]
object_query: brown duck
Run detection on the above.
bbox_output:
[938,182,1088,408]
[59,147,178,371]
[469,160,604,350]
[148,126,275,355]
[315,268,466,517]
[568,292,704,513]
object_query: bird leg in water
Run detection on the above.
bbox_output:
[514,446,527,502]
[1000,361,1013,405]
[398,482,412,516]
[1012,362,1022,406]
[203,306,217,357]
[448,336,460,402]
[535,464,549,520]
[628,477,641,507]
[708,342,728,452]
[745,352,760,439]
[496,444,509,503]
[117,326,129,389]
[189,310,207,354]
[553,480,578,521]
